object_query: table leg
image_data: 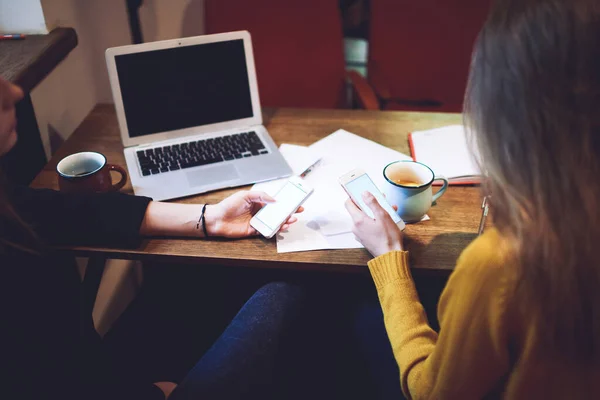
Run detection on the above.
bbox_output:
[81,256,107,337]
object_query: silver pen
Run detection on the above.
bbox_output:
[299,158,322,179]
[478,196,490,236]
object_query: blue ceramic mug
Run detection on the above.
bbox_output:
[382,161,448,222]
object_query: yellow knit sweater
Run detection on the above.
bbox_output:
[368,228,598,399]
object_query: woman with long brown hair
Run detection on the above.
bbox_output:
[347,0,600,398]
[0,75,309,399]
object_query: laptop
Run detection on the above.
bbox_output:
[105,31,292,201]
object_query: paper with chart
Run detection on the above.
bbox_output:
[274,130,413,253]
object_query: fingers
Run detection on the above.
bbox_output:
[10,82,24,103]
[383,193,399,212]
[362,192,387,219]
[0,78,23,109]
[345,198,365,223]
[279,216,297,232]
[275,216,298,234]
[295,206,304,214]
[245,191,276,204]
[279,220,295,231]
[285,216,298,225]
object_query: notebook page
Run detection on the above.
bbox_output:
[410,125,481,180]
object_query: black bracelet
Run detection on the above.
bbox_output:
[199,204,209,238]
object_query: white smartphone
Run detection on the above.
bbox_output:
[339,169,406,230]
[250,177,314,238]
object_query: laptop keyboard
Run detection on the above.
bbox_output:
[136,131,268,176]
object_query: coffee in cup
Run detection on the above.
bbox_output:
[393,179,422,187]
[56,151,127,193]
[382,161,448,222]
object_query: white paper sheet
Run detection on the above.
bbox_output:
[310,129,412,190]
[276,130,413,253]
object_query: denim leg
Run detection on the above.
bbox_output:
[353,299,406,400]
[351,276,446,400]
[169,281,308,400]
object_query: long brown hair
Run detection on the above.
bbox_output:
[466,0,600,362]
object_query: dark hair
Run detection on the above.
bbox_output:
[466,0,600,361]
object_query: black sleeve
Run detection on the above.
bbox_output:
[9,186,152,248]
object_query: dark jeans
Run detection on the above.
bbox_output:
[169,281,309,399]
[351,275,447,400]
[163,276,444,400]
[164,278,394,400]
[353,300,406,400]
[103,266,445,400]
[104,275,336,400]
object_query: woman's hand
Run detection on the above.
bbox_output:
[140,191,303,239]
[344,191,404,257]
[206,190,303,238]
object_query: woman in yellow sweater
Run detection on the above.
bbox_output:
[345,0,600,398]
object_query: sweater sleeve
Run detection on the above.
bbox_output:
[9,186,152,248]
[368,230,512,399]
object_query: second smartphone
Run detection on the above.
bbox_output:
[250,176,313,238]
[339,168,406,230]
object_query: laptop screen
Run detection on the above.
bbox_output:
[115,39,254,138]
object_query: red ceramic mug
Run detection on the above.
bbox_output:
[56,151,127,193]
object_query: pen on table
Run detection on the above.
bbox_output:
[299,158,322,179]
[0,34,26,40]
[478,196,490,236]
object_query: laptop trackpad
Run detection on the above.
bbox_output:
[186,165,239,187]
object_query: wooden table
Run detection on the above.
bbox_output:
[0,28,78,184]
[0,28,78,92]
[32,105,480,275]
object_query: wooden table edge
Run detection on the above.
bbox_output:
[12,27,78,92]
[52,247,452,277]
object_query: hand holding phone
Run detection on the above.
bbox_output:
[339,169,406,230]
[250,177,313,238]
[341,169,406,256]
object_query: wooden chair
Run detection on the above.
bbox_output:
[205,0,352,109]
[350,0,492,112]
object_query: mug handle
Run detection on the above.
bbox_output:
[432,175,449,204]
[108,164,127,191]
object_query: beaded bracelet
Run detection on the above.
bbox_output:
[197,204,209,237]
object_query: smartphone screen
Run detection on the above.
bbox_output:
[345,174,402,224]
[254,181,309,231]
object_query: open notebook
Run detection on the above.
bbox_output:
[408,125,482,185]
